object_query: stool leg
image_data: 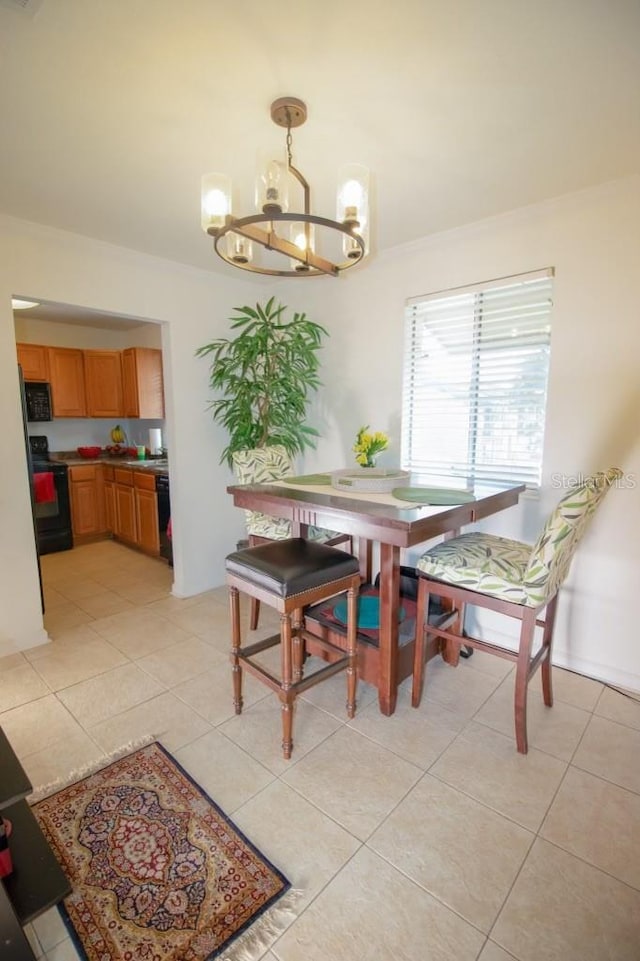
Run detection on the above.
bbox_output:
[345,584,358,718]
[279,612,294,759]
[229,586,243,715]
[292,605,304,682]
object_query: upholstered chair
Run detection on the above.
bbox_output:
[232,446,352,628]
[412,468,622,753]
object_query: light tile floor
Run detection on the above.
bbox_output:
[2,541,640,960]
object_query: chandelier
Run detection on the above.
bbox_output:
[200,97,369,277]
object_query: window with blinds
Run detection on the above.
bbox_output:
[401,268,553,488]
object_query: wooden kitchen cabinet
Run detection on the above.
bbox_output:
[114,468,137,544]
[16,343,49,382]
[135,473,160,555]
[122,348,164,419]
[103,465,115,532]
[69,465,106,539]
[47,347,86,417]
[84,350,123,418]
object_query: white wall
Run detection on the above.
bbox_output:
[0,215,257,653]
[283,176,640,691]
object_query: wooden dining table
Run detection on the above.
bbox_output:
[227,476,525,715]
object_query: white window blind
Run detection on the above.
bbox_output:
[401,269,553,488]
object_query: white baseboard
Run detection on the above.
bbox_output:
[0,626,50,656]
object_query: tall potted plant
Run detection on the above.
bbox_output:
[196,298,328,467]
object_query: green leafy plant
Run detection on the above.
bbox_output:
[196,298,328,467]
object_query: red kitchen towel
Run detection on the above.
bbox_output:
[34,471,56,504]
[166,517,172,539]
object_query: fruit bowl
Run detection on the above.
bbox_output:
[77,446,102,459]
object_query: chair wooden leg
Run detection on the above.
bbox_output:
[280,612,294,760]
[541,594,558,708]
[345,584,358,718]
[514,607,537,754]
[412,577,430,707]
[249,598,261,631]
[229,586,243,715]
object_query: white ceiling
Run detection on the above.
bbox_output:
[1,0,639,283]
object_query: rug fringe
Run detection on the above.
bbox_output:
[218,888,304,961]
[29,734,157,803]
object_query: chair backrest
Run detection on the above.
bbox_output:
[523,468,622,606]
[232,445,294,538]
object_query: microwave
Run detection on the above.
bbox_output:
[25,381,53,422]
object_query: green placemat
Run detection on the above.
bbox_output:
[392,486,475,505]
[284,473,332,485]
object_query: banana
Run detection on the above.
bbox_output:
[110,425,126,444]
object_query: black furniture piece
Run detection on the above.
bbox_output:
[0,727,71,959]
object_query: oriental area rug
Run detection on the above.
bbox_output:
[32,742,291,961]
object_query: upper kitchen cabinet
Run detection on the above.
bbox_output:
[47,347,86,417]
[122,348,164,419]
[16,343,49,382]
[84,350,123,418]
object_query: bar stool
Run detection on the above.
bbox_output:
[226,537,361,759]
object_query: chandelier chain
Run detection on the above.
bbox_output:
[285,122,293,168]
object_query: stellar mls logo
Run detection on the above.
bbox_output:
[550,471,636,490]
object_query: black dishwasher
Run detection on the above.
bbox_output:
[156,474,172,565]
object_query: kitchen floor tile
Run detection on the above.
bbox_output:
[281,726,422,841]
[89,608,192,657]
[0,661,50,711]
[594,685,640,731]
[369,773,533,932]
[0,694,86,756]
[31,636,128,690]
[219,695,343,776]
[172,661,269,726]
[420,655,504,718]
[348,680,467,770]
[273,846,485,961]
[430,721,567,831]
[473,678,591,760]
[232,779,361,911]
[56,662,165,727]
[541,765,640,889]
[88,691,212,754]
[135,635,225,687]
[491,837,640,961]
[175,728,275,814]
[572,715,640,793]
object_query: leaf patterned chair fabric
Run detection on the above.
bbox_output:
[412,468,622,753]
[232,446,352,628]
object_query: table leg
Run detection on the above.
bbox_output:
[358,537,373,583]
[377,543,400,715]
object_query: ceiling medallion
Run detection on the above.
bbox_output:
[201,97,369,277]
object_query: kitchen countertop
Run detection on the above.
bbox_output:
[51,454,169,474]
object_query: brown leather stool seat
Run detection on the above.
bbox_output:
[226,537,361,759]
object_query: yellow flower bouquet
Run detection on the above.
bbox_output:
[353,425,389,468]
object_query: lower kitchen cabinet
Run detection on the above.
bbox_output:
[103,466,115,532]
[68,465,106,539]
[135,473,160,555]
[114,469,137,545]
[109,466,160,555]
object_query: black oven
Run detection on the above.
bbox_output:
[29,436,73,555]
